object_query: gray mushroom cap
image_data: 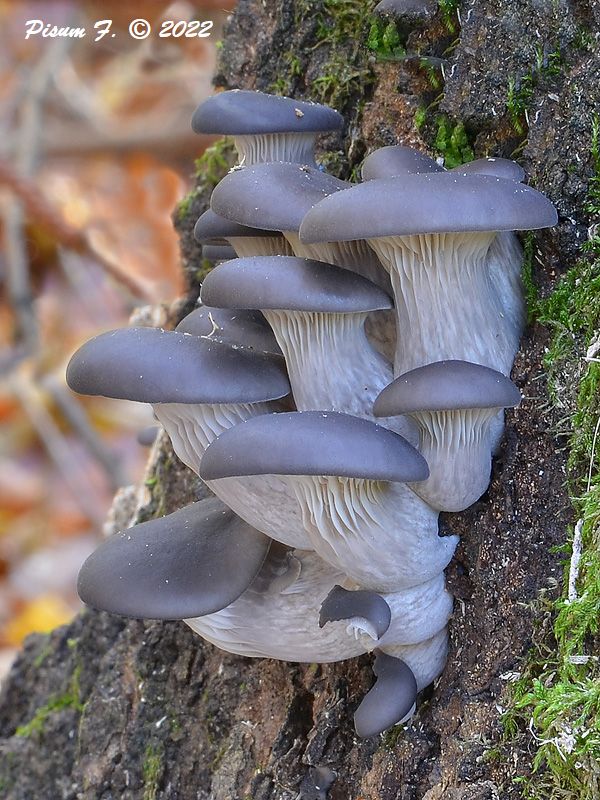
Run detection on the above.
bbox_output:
[353,652,418,737]
[451,157,525,182]
[77,497,271,619]
[299,173,558,242]
[194,209,278,244]
[66,327,289,404]
[361,145,443,181]
[210,162,348,233]
[374,360,521,416]
[200,256,393,313]
[319,585,391,639]
[202,244,238,262]
[199,411,429,482]
[191,89,343,135]
[175,306,282,354]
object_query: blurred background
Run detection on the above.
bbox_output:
[0,0,235,680]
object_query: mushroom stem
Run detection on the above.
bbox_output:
[292,475,457,592]
[408,407,500,511]
[379,626,449,691]
[367,231,517,375]
[233,132,319,167]
[261,309,408,436]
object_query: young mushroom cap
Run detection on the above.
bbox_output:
[299,173,558,242]
[353,651,418,738]
[200,256,392,314]
[194,209,277,243]
[191,89,343,136]
[450,157,525,182]
[66,327,290,404]
[175,306,282,355]
[319,585,392,640]
[77,497,271,619]
[200,411,428,483]
[374,360,522,416]
[361,145,443,181]
[201,244,238,262]
[210,162,348,234]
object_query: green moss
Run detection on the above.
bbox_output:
[142,742,164,800]
[16,663,83,737]
[176,138,236,223]
[433,115,474,168]
[503,117,600,800]
[438,0,460,33]
[367,17,406,61]
[506,44,563,138]
[520,232,539,324]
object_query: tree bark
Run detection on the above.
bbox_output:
[1,1,598,798]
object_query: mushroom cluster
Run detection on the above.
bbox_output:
[67,89,557,738]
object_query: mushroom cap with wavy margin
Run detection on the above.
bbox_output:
[200,256,392,313]
[201,244,238,262]
[66,327,290,404]
[211,162,347,233]
[199,411,428,482]
[450,157,525,182]
[175,306,282,355]
[319,585,392,640]
[191,89,343,135]
[374,360,521,416]
[300,173,557,242]
[77,497,271,619]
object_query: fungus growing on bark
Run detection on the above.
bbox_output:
[191,89,343,167]
[300,172,557,375]
[353,651,418,738]
[375,360,521,511]
[200,411,458,592]
[201,243,237,263]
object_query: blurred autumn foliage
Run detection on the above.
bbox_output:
[0,0,233,667]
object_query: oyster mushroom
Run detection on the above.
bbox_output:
[191,89,343,167]
[300,172,557,376]
[374,360,521,511]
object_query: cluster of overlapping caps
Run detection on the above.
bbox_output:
[67,90,558,738]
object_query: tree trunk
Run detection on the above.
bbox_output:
[1,2,598,798]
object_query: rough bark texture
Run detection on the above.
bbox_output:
[1,2,598,798]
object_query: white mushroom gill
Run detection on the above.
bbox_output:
[233,132,318,167]
[283,230,396,362]
[261,309,417,444]
[227,235,294,258]
[291,475,458,592]
[488,230,526,336]
[368,231,519,376]
[407,407,503,512]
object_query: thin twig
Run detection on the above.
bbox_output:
[41,373,130,491]
[567,519,584,603]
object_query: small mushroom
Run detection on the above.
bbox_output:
[353,651,418,738]
[374,360,521,510]
[200,411,458,592]
[201,244,238,264]
[194,209,293,258]
[191,89,343,167]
